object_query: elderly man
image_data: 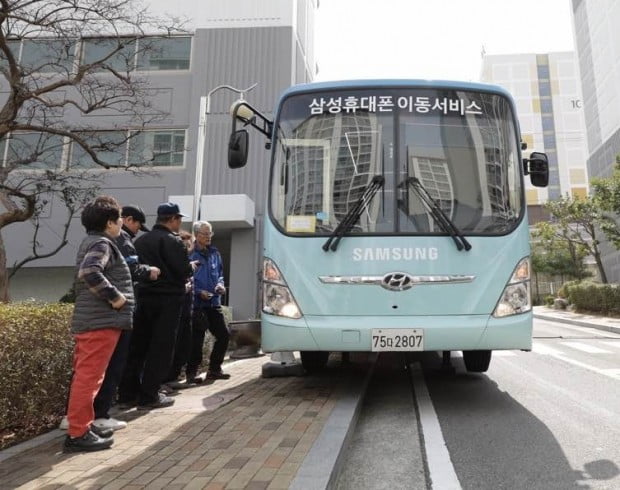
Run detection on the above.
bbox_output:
[187,220,231,382]
[119,202,193,410]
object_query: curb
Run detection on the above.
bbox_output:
[0,429,64,464]
[533,313,620,335]
[289,354,377,490]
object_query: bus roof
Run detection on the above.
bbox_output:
[280,79,513,100]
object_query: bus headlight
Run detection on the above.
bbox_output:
[262,258,302,319]
[493,257,531,317]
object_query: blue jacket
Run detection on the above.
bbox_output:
[191,245,225,308]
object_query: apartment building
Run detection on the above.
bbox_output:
[480,52,589,222]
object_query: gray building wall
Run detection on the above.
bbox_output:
[572,0,620,282]
[8,5,316,320]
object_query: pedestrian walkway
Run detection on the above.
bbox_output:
[533,305,620,335]
[0,355,372,490]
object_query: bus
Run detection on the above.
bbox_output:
[227,80,548,373]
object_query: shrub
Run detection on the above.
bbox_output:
[558,280,581,300]
[544,295,555,306]
[0,302,74,450]
[566,281,620,315]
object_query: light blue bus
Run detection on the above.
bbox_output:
[228,80,548,373]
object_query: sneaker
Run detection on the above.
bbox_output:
[159,384,180,396]
[93,418,127,432]
[90,424,114,439]
[60,417,113,438]
[206,370,231,380]
[62,430,113,453]
[117,399,137,410]
[166,380,188,390]
[137,393,175,411]
[185,370,201,384]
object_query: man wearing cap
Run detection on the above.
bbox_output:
[119,202,193,410]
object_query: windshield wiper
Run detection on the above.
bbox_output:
[322,175,385,252]
[403,177,471,251]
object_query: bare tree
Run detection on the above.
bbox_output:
[0,0,184,301]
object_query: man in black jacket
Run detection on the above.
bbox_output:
[119,203,193,410]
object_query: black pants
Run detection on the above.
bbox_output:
[188,307,229,374]
[119,294,184,404]
[93,329,131,419]
[167,293,193,382]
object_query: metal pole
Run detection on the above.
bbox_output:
[192,83,258,222]
[193,95,208,222]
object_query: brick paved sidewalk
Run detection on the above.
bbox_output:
[0,355,370,489]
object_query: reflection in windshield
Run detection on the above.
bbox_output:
[271,88,522,236]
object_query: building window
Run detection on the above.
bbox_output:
[82,36,190,73]
[538,83,551,97]
[69,131,128,169]
[21,39,76,73]
[4,132,65,170]
[542,116,555,132]
[81,38,137,73]
[69,129,186,169]
[128,130,185,166]
[2,36,191,75]
[540,98,553,114]
[543,134,556,149]
[136,37,191,71]
[537,64,550,80]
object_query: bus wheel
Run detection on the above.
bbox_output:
[463,350,492,372]
[300,351,329,373]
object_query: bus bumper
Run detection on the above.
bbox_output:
[260,312,533,352]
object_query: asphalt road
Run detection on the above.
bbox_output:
[422,318,620,490]
[334,318,619,490]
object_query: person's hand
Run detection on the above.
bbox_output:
[111,294,127,310]
[149,266,161,281]
[185,280,192,294]
[190,260,201,272]
[214,284,226,295]
[200,290,214,300]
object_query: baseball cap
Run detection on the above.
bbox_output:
[121,205,150,232]
[157,202,188,217]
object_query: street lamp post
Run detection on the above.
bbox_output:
[193,82,258,222]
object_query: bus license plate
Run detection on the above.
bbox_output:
[371,329,424,352]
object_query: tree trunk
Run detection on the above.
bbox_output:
[593,251,608,284]
[0,233,10,302]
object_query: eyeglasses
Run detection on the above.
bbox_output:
[196,231,214,237]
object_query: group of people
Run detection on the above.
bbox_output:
[63,196,230,453]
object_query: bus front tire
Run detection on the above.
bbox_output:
[462,350,492,372]
[300,351,329,373]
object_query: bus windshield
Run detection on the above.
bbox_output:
[270,87,523,237]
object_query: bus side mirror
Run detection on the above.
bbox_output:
[228,129,249,169]
[527,151,549,188]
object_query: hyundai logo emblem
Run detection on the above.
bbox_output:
[381,272,414,291]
